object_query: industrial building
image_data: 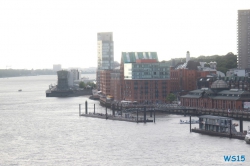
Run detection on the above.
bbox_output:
[57,69,81,90]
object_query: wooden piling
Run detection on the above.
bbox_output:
[240,117,243,133]
[137,109,138,123]
[106,106,107,119]
[94,104,95,114]
[154,108,155,123]
[121,105,123,117]
[190,116,191,132]
[86,101,88,114]
[79,104,81,116]
[112,105,115,116]
[229,120,232,138]
[144,107,146,123]
[85,101,87,114]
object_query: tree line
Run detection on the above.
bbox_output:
[164,52,237,74]
[0,69,56,78]
[79,81,96,89]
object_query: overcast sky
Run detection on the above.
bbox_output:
[0,0,249,69]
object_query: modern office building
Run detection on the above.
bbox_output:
[96,32,114,90]
[120,52,171,103]
[237,10,250,69]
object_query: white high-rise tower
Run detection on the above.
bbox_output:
[97,32,114,70]
[96,32,114,90]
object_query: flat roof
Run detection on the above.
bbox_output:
[199,115,233,120]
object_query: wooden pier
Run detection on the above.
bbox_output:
[80,113,153,123]
[79,101,155,123]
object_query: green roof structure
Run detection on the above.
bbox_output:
[121,52,158,63]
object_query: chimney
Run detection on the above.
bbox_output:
[186,51,190,63]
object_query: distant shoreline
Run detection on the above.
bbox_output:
[0,69,96,78]
[0,74,56,78]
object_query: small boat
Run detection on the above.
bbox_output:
[18,89,22,92]
[180,119,199,124]
[233,123,239,126]
[180,119,189,124]
[245,126,250,144]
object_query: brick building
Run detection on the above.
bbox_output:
[170,61,216,96]
[181,80,250,110]
[99,70,112,96]
[99,51,222,103]
[110,68,122,101]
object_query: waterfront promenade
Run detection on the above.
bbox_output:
[79,100,250,123]
[108,102,250,121]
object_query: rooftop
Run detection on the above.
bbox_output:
[199,115,233,120]
[121,52,158,63]
[211,80,228,89]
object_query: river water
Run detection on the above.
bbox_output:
[0,75,250,166]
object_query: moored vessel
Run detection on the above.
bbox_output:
[192,115,246,140]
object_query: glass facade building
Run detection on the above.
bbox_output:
[124,62,170,80]
[120,52,171,103]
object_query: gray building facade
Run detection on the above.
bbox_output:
[238,10,250,69]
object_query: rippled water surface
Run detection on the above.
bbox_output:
[0,75,250,166]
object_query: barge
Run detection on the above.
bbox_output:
[46,88,92,97]
[45,69,94,97]
[192,115,246,140]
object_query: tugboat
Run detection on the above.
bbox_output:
[18,89,22,92]
[245,126,250,144]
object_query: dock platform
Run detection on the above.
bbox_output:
[192,128,245,140]
[80,113,153,123]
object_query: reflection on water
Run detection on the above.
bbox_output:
[0,75,250,166]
